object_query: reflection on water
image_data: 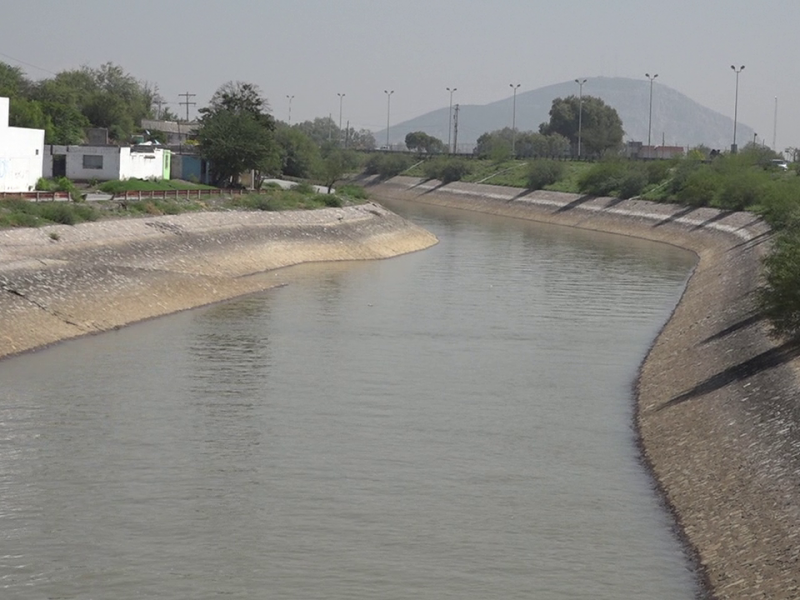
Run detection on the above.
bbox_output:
[0,201,700,599]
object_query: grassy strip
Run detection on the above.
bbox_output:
[97,179,217,193]
[0,184,369,230]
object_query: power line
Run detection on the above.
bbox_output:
[0,50,58,76]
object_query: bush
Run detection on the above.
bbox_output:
[363,153,414,179]
[321,194,342,207]
[337,184,368,200]
[713,169,768,211]
[422,157,471,184]
[675,168,721,206]
[578,160,627,196]
[759,230,800,338]
[36,178,55,191]
[618,166,648,199]
[292,182,315,195]
[526,159,565,190]
[755,179,800,230]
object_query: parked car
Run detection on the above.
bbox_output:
[770,158,789,171]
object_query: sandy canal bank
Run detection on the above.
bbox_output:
[0,202,437,360]
[368,176,800,600]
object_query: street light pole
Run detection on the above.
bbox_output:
[510,83,521,157]
[446,87,457,154]
[645,73,658,156]
[731,65,745,153]
[337,93,345,146]
[575,78,587,159]
[286,95,294,124]
[384,90,394,149]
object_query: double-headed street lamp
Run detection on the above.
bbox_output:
[731,65,745,153]
[575,78,587,159]
[645,73,658,153]
[446,87,457,153]
[384,90,394,149]
[286,95,294,124]
[510,83,521,157]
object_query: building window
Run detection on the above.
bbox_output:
[83,155,103,169]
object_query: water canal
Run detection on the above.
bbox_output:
[0,200,701,599]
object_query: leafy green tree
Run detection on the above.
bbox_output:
[0,62,29,97]
[539,95,624,156]
[405,131,445,154]
[345,127,376,150]
[295,116,339,146]
[274,123,320,178]
[197,81,279,187]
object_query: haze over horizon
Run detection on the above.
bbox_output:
[1,0,797,151]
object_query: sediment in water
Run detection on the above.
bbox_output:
[368,176,800,600]
[0,202,437,360]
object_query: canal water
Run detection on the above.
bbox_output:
[0,200,701,599]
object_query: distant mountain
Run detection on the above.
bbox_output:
[379,77,753,151]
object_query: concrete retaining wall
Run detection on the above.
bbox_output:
[368,176,800,600]
[0,202,437,359]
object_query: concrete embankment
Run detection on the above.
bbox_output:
[0,202,437,360]
[369,176,800,600]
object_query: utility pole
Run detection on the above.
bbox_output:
[286,95,294,124]
[452,103,460,154]
[178,91,196,122]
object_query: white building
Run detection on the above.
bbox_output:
[43,143,171,181]
[0,97,45,193]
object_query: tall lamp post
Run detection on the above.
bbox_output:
[286,95,294,124]
[731,65,745,153]
[510,83,521,157]
[446,87,457,154]
[337,93,345,146]
[645,73,658,156]
[384,90,394,149]
[575,78,587,159]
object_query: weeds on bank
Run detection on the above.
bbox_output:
[0,183,369,230]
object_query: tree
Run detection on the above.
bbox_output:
[346,127,376,151]
[274,123,320,178]
[197,81,279,187]
[295,116,339,146]
[540,95,624,157]
[405,131,445,154]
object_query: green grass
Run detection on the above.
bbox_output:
[0,198,99,228]
[403,158,591,192]
[0,184,367,230]
[97,179,217,194]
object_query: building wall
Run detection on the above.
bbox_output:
[0,97,45,192]
[171,154,210,184]
[43,145,169,181]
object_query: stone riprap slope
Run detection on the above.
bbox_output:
[369,176,799,600]
[0,203,437,359]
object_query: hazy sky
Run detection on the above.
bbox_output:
[1,0,797,149]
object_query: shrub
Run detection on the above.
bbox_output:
[759,230,800,338]
[526,159,565,190]
[755,179,800,230]
[713,169,767,211]
[38,203,76,225]
[322,194,342,207]
[337,184,368,200]
[292,182,315,195]
[363,153,414,179]
[676,168,721,207]
[578,160,627,196]
[617,166,648,199]
[422,157,471,183]
[36,178,55,191]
